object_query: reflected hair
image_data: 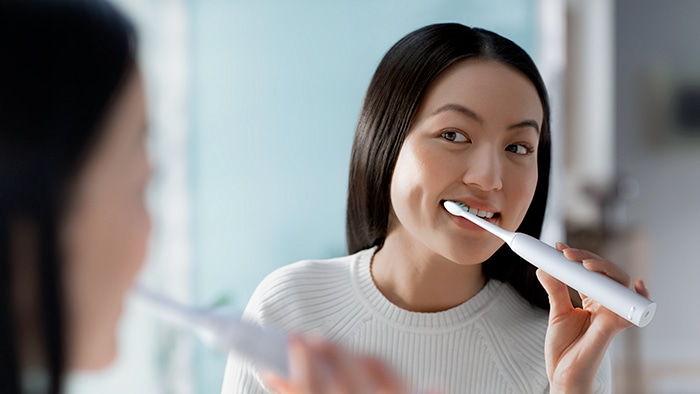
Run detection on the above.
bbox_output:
[346,23,551,310]
[0,1,136,392]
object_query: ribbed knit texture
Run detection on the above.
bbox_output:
[221,248,611,394]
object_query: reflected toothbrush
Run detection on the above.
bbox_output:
[132,284,290,378]
[133,285,429,393]
[443,200,656,327]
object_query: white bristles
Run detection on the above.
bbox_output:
[443,201,515,244]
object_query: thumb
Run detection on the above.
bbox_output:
[536,269,573,318]
[261,373,291,394]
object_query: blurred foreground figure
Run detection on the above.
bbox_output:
[0,2,407,393]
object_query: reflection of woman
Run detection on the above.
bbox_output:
[223,23,649,393]
[1,1,405,393]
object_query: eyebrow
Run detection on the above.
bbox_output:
[432,103,483,123]
[431,103,540,134]
[508,119,540,133]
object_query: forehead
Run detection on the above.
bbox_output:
[415,58,544,128]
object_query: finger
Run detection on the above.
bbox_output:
[555,243,603,264]
[581,258,631,288]
[555,242,570,252]
[634,278,651,299]
[288,335,328,393]
[536,269,574,318]
[314,342,366,393]
[359,356,408,394]
[287,335,310,391]
[555,244,592,303]
[261,373,291,394]
[560,247,603,263]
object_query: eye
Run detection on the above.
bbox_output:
[441,130,468,143]
[506,144,533,155]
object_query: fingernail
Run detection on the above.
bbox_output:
[289,334,305,352]
[639,278,647,290]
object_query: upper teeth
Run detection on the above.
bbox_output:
[466,206,495,219]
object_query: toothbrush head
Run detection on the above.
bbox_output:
[442,200,515,244]
[443,200,469,216]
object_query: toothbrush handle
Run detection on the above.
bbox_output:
[510,233,656,327]
[220,319,290,378]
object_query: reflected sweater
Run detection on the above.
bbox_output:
[220,248,611,394]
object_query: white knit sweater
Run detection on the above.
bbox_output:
[221,248,611,394]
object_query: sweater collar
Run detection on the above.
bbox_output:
[350,247,507,332]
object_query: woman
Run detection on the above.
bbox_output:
[1,1,405,393]
[0,1,149,392]
[222,23,650,393]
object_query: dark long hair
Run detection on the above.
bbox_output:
[0,1,136,392]
[346,23,551,310]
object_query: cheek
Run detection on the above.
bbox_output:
[109,182,151,284]
[108,152,152,280]
[65,164,151,295]
[62,194,150,369]
[505,164,538,225]
[113,201,150,279]
[390,142,446,212]
[390,148,425,230]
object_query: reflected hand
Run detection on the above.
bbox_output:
[536,243,650,394]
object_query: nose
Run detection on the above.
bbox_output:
[461,145,503,192]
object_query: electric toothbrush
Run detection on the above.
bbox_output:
[132,284,290,378]
[443,200,656,327]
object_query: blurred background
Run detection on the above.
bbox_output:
[64,0,700,393]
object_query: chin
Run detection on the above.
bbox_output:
[87,351,118,371]
[81,340,117,371]
[71,347,118,371]
[444,238,501,265]
[69,322,120,371]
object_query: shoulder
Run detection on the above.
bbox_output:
[252,253,355,299]
[242,250,369,332]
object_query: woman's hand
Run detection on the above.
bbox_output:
[262,335,410,394]
[536,243,651,394]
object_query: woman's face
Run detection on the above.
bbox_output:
[388,58,543,265]
[62,69,151,370]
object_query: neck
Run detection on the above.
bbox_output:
[371,231,486,313]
